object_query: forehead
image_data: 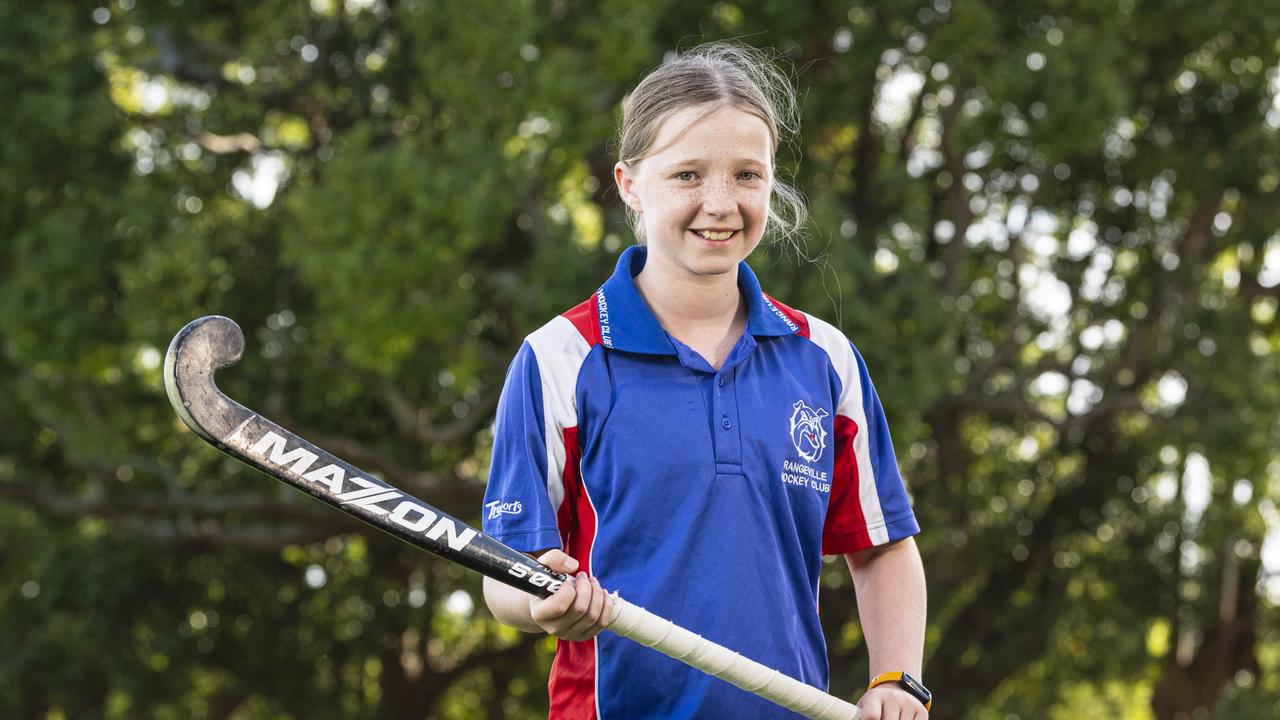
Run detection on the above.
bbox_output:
[647,104,774,164]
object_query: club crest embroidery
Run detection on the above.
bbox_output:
[789,401,829,463]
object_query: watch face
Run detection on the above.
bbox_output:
[901,673,931,702]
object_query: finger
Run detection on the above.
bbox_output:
[571,574,594,616]
[894,694,918,720]
[561,575,600,639]
[536,549,579,574]
[600,586,615,629]
[856,696,882,720]
[587,577,606,625]
[555,575,591,627]
[530,578,577,626]
[565,576,607,639]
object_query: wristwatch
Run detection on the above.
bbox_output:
[867,671,932,711]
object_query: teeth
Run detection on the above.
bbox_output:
[695,230,735,240]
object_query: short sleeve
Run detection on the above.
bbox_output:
[821,343,920,555]
[482,342,564,552]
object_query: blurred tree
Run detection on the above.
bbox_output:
[1,0,1277,718]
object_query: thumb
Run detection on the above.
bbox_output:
[536,549,579,574]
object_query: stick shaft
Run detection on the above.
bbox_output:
[226,412,569,595]
[164,315,859,719]
[611,599,860,719]
[224,414,856,719]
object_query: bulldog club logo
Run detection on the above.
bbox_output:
[788,401,829,462]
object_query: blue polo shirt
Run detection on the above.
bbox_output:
[483,246,919,719]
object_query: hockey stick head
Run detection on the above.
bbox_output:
[164,315,251,444]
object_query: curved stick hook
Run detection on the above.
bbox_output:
[164,315,251,444]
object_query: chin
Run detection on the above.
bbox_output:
[684,256,742,277]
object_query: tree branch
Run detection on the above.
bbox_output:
[380,385,501,446]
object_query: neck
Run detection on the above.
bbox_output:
[634,252,743,329]
[633,250,748,369]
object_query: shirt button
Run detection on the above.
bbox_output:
[721,416,733,430]
[717,376,725,387]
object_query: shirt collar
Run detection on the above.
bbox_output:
[594,245,800,355]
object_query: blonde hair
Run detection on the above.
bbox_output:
[617,41,808,246]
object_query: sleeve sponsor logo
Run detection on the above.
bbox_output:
[485,499,524,520]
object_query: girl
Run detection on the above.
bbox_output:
[481,42,929,720]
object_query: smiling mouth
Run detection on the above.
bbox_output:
[691,229,739,241]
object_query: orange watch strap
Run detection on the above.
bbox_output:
[867,671,932,711]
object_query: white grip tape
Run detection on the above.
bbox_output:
[609,596,860,720]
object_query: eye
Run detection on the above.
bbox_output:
[738,171,763,181]
[675,171,698,182]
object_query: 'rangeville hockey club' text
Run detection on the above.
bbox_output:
[781,459,831,492]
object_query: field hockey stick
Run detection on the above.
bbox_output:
[164,316,860,720]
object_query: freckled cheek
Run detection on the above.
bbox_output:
[655,191,705,223]
[743,190,771,224]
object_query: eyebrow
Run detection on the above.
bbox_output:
[659,158,769,170]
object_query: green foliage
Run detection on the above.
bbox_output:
[2,1,1278,718]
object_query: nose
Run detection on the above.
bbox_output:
[701,177,735,216]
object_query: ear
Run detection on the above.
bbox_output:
[614,161,642,213]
